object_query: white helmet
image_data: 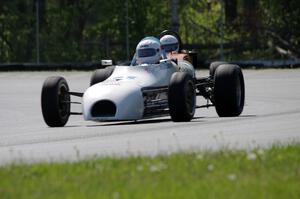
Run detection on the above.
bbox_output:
[160,35,179,53]
[136,37,161,64]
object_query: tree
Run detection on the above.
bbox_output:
[224,0,237,24]
[1,0,300,62]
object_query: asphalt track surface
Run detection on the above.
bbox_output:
[1,69,300,165]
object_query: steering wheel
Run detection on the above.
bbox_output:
[158,30,182,52]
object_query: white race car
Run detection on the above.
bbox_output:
[41,30,245,127]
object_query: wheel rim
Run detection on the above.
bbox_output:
[186,81,195,114]
[58,84,70,119]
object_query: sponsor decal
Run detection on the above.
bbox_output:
[103,76,137,84]
[101,80,120,86]
[127,76,136,80]
[102,81,121,86]
[113,76,123,81]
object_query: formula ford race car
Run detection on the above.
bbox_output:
[41,30,245,127]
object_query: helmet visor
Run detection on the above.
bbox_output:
[138,48,157,58]
[162,42,178,53]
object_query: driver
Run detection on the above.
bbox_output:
[135,37,163,65]
[160,34,192,63]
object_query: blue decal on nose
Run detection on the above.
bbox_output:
[127,76,136,80]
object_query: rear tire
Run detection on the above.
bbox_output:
[41,76,70,127]
[168,72,196,122]
[209,61,228,77]
[214,64,245,117]
[90,66,115,86]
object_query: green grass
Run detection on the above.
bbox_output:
[1,144,300,199]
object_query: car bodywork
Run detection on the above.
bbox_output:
[41,30,245,127]
[83,60,194,121]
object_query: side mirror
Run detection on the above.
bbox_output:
[101,60,113,66]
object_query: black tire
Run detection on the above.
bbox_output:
[209,61,228,77]
[41,76,70,127]
[168,72,196,122]
[90,66,115,86]
[214,64,245,117]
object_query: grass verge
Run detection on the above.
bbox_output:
[1,144,300,199]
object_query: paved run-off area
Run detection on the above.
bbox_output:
[0,69,300,165]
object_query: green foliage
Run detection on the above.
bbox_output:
[0,0,299,62]
[180,0,222,44]
[1,144,300,198]
[260,0,300,57]
[0,1,35,62]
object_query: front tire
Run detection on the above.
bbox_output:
[90,66,115,86]
[41,76,70,127]
[168,72,196,122]
[214,64,245,117]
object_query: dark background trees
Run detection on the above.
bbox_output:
[0,0,299,63]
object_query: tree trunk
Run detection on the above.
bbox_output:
[224,0,237,24]
[170,0,179,33]
[242,0,259,30]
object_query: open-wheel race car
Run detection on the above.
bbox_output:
[41,30,245,127]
